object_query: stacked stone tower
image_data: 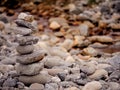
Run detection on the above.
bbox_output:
[15,13,48,85]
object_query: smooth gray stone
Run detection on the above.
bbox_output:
[16,45,34,55]
[17,50,45,64]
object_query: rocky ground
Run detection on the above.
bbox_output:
[0,0,120,90]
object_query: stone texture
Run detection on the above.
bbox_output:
[16,45,34,55]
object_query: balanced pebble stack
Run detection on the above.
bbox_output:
[15,13,48,85]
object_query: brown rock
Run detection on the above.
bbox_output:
[0,7,6,13]
[7,9,15,16]
[88,36,113,43]
[49,21,61,30]
[49,17,69,28]
[0,21,5,30]
[78,54,90,60]
[99,21,107,28]
[38,24,44,31]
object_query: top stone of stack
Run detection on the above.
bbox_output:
[14,13,37,36]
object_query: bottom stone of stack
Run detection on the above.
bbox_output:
[18,74,52,85]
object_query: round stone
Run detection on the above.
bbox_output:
[17,50,45,64]
[16,45,34,55]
